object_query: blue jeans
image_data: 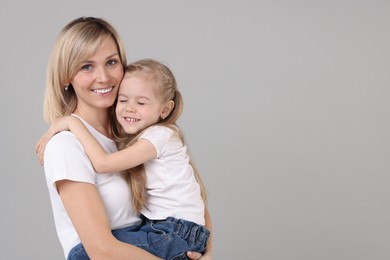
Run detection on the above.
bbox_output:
[67,216,210,260]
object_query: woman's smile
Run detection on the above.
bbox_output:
[92,87,114,94]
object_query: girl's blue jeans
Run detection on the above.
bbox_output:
[67,215,210,260]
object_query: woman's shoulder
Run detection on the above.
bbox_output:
[45,131,82,153]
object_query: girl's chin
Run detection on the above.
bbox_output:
[121,126,138,135]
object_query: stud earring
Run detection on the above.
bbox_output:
[65,84,73,91]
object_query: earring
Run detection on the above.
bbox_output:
[65,85,69,91]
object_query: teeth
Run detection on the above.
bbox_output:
[93,87,113,94]
[125,117,139,122]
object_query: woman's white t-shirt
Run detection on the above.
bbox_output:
[43,116,140,259]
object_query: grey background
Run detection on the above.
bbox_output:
[1,0,389,259]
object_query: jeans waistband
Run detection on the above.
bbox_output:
[141,215,210,245]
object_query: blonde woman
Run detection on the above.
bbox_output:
[37,59,213,260]
[37,17,210,260]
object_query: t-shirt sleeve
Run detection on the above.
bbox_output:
[44,131,96,189]
[139,125,182,158]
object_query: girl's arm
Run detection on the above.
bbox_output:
[67,116,156,173]
[36,116,156,173]
[56,179,162,260]
[36,116,74,165]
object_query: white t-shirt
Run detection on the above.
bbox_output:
[43,116,141,259]
[139,125,205,225]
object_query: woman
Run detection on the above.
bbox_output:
[39,16,212,259]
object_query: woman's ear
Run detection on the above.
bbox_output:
[161,100,175,120]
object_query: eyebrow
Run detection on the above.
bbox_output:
[118,93,127,97]
[117,93,151,100]
[81,53,119,64]
[137,96,151,100]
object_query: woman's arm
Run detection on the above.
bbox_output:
[187,207,213,260]
[204,207,213,253]
[57,180,161,260]
[36,116,156,173]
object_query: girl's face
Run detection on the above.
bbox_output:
[70,36,123,115]
[115,74,173,134]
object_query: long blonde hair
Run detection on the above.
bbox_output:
[113,59,208,212]
[43,17,127,123]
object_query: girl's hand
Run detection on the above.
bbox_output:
[35,116,72,165]
[35,131,53,165]
[187,250,212,260]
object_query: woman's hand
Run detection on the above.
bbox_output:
[187,250,212,260]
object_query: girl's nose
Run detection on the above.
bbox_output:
[125,106,135,113]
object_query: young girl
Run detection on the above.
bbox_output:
[37,59,211,260]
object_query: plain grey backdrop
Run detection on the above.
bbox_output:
[1,0,389,259]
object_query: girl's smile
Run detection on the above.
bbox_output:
[124,117,140,122]
[115,75,166,135]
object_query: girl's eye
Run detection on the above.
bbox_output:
[107,59,118,66]
[137,102,145,105]
[118,99,127,103]
[81,64,93,71]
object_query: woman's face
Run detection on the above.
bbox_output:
[70,36,124,114]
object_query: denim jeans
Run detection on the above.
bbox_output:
[67,216,210,260]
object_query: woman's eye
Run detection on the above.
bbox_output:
[107,59,118,66]
[81,64,93,71]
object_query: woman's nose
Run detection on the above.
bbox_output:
[96,67,108,82]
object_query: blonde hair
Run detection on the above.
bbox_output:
[113,59,208,212]
[43,17,127,123]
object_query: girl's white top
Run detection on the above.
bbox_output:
[139,125,205,225]
[43,116,140,259]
